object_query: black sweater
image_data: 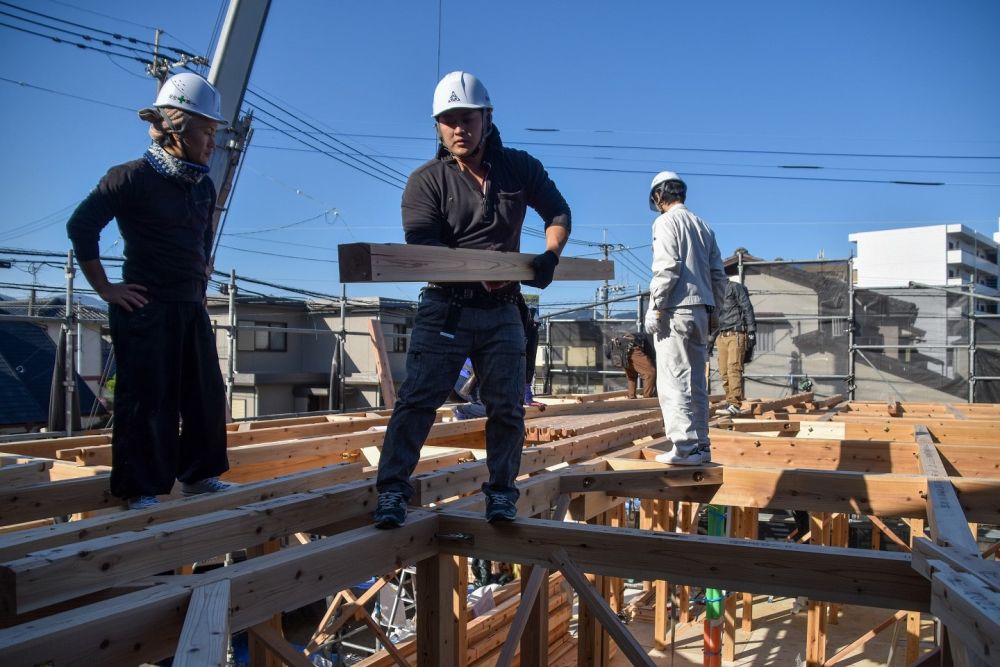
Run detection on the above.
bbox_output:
[67,158,217,302]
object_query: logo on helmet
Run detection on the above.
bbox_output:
[447,91,460,103]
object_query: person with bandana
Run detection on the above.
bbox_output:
[373,71,571,527]
[67,72,232,510]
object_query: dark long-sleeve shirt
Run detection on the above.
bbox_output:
[715,281,756,333]
[401,128,571,253]
[66,158,217,302]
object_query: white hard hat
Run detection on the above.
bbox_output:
[649,171,685,211]
[432,71,492,118]
[149,72,226,124]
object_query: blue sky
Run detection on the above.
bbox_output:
[1,0,998,311]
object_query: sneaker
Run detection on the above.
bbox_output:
[523,383,543,407]
[655,449,707,466]
[715,404,741,417]
[373,491,408,529]
[181,477,234,496]
[696,444,712,464]
[127,495,160,510]
[485,495,517,523]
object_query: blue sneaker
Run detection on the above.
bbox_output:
[374,491,408,529]
[485,495,517,523]
[181,477,235,496]
[127,495,160,510]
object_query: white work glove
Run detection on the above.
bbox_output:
[644,308,661,335]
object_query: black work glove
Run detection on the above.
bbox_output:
[522,250,559,289]
[743,332,756,364]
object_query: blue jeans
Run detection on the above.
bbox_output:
[376,290,526,502]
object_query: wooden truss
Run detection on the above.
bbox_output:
[0,394,997,666]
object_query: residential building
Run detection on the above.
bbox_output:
[849,224,999,309]
[206,295,417,418]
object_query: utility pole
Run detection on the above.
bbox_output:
[63,251,76,437]
[206,0,272,242]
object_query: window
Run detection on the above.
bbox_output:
[237,321,287,352]
[392,322,409,353]
[756,324,775,353]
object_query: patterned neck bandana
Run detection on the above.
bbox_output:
[144,142,209,185]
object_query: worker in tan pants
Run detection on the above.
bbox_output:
[712,281,756,416]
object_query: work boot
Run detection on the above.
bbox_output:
[485,495,517,523]
[374,491,408,529]
[127,495,160,510]
[181,477,235,496]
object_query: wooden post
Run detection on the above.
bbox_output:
[640,499,653,595]
[741,506,758,633]
[678,502,693,625]
[416,554,461,667]
[247,539,282,667]
[906,517,925,666]
[828,513,848,625]
[519,564,550,667]
[723,506,742,662]
[653,500,670,651]
[806,513,829,667]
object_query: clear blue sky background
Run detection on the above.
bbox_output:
[1,0,998,312]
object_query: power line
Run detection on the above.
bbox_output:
[250,138,998,187]
[246,106,407,190]
[0,75,136,111]
[246,88,410,181]
[0,20,154,64]
[215,243,339,264]
[302,130,1000,162]
[0,0,196,57]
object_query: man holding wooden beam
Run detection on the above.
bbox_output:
[373,71,572,528]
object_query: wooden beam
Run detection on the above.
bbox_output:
[911,538,1000,592]
[928,563,1000,666]
[550,547,655,667]
[822,610,907,667]
[916,424,981,556]
[436,512,931,611]
[751,392,814,415]
[368,319,396,409]
[412,417,663,505]
[0,479,377,615]
[0,462,362,562]
[337,243,614,283]
[0,515,440,666]
[174,580,231,667]
[0,461,53,489]
[558,466,723,494]
[618,460,1000,523]
[0,475,114,526]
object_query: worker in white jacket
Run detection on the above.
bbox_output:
[643,171,727,465]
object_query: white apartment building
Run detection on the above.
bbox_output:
[849,224,999,300]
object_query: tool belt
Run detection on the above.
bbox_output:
[424,283,522,339]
